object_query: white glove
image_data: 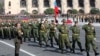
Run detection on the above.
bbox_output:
[54,27,57,30]
[94,38,96,41]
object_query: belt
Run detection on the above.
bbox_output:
[40,30,45,32]
[73,34,79,35]
[61,33,67,35]
[87,34,93,36]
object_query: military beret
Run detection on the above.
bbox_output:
[62,19,66,22]
[74,21,78,23]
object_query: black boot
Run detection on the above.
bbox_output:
[72,49,75,53]
[87,51,90,56]
[61,49,64,54]
[80,49,84,52]
[15,53,19,56]
[24,38,26,42]
[94,50,99,56]
[95,53,99,56]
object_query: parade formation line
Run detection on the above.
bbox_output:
[0,40,36,56]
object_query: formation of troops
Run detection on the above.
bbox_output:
[0,18,99,56]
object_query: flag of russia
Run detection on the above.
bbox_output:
[54,0,59,16]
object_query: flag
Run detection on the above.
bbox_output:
[54,0,59,17]
[54,0,59,23]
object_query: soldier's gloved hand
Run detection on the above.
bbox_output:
[54,27,57,30]
[94,38,96,41]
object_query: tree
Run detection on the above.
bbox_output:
[20,10,29,15]
[90,8,100,14]
[32,10,38,14]
[71,9,78,14]
[44,8,54,15]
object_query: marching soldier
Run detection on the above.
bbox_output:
[11,21,16,39]
[82,20,99,56]
[14,23,23,56]
[44,19,49,46]
[38,21,48,47]
[0,21,4,39]
[3,21,8,39]
[7,22,12,40]
[21,21,30,42]
[31,19,39,42]
[49,20,58,47]
[58,19,72,53]
[70,21,83,53]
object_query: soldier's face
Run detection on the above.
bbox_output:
[17,23,21,28]
[75,23,78,26]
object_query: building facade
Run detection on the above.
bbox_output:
[4,0,100,14]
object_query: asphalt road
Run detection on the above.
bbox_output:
[0,26,100,56]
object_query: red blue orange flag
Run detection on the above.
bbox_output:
[54,0,59,23]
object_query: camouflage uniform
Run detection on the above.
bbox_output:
[38,22,47,47]
[49,20,58,47]
[22,22,30,42]
[58,19,72,53]
[14,23,23,56]
[70,21,83,53]
[82,20,99,56]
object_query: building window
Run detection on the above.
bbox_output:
[32,0,38,7]
[90,0,95,7]
[78,0,84,7]
[56,0,61,7]
[8,11,11,14]
[9,1,11,7]
[67,0,73,7]
[44,0,50,7]
[20,0,27,7]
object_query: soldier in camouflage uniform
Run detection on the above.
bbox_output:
[58,19,72,53]
[82,20,99,56]
[70,21,83,53]
[3,21,8,39]
[11,21,16,39]
[0,20,4,39]
[38,21,48,47]
[14,23,23,56]
[49,20,58,47]
[6,21,12,40]
[31,19,39,42]
[21,21,30,42]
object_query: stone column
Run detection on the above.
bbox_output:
[27,0,32,13]
[73,0,78,9]
[95,0,100,9]
[84,0,90,14]
[50,0,55,8]
[38,0,44,14]
[61,0,67,14]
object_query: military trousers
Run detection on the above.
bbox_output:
[85,35,96,52]
[15,39,21,56]
[39,31,47,46]
[72,34,82,52]
[59,33,72,51]
[49,32,58,47]
[32,29,38,42]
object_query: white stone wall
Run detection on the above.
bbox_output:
[4,0,100,14]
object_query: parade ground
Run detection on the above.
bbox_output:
[0,25,100,56]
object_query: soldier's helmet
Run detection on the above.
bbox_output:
[62,19,66,23]
[74,21,78,24]
[88,20,93,23]
[51,20,54,22]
